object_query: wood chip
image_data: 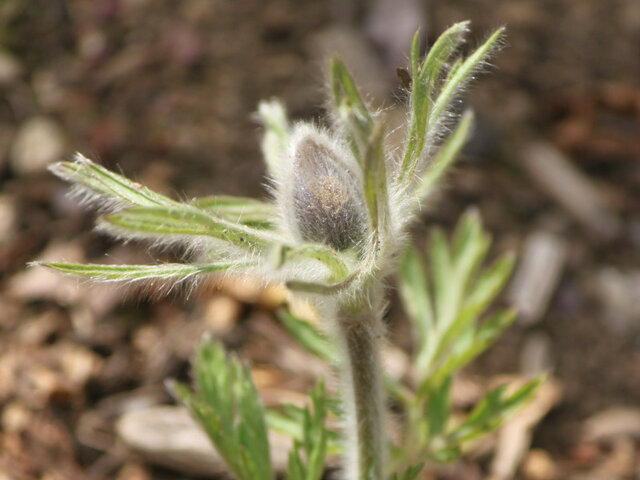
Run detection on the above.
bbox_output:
[522,449,558,480]
[117,406,292,476]
[489,378,563,480]
[519,142,621,239]
[508,230,567,326]
[582,407,640,442]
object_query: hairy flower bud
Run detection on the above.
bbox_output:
[282,128,368,251]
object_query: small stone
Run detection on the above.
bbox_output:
[117,406,292,476]
[0,195,17,244]
[10,117,65,175]
[2,402,31,433]
[56,342,102,386]
[522,449,557,480]
[0,50,22,85]
[115,463,151,480]
[583,407,640,442]
[204,294,241,334]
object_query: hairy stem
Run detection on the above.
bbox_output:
[337,307,385,480]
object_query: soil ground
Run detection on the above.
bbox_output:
[1,1,640,479]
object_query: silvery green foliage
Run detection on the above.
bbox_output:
[277,211,541,473]
[37,22,502,306]
[36,23,511,480]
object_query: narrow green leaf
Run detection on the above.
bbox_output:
[409,31,420,80]
[398,463,425,480]
[427,377,452,440]
[49,153,180,209]
[419,21,470,89]
[276,309,336,362]
[398,22,470,184]
[192,194,275,229]
[286,445,306,480]
[38,261,250,281]
[428,228,453,331]
[399,246,434,349]
[363,123,388,235]
[278,244,350,283]
[459,253,515,323]
[416,109,474,200]
[449,377,541,443]
[329,58,373,164]
[102,206,276,250]
[171,340,274,480]
[257,99,291,177]
[428,27,504,131]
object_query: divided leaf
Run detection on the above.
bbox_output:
[37,261,253,282]
[329,58,374,165]
[168,339,273,480]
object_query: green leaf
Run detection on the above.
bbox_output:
[37,261,252,281]
[277,244,350,283]
[276,309,336,362]
[399,246,434,351]
[399,22,470,184]
[392,463,424,480]
[420,22,470,92]
[49,153,180,209]
[416,109,474,200]
[428,27,504,132]
[281,381,331,480]
[449,377,542,443]
[169,340,273,480]
[427,377,452,440]
[101,206,276,251]
[192,194,275,229]
[329,58,373,165]
[257,99,291,177]
[426,310,515,391]
[458,253,515,324]
[363,123,389,236]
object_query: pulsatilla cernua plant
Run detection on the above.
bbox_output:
[36,22,540,480]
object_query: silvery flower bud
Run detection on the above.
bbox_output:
[282,127,368,251]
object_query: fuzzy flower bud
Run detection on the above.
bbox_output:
[280,127,368,251]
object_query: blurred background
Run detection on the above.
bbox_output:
[1,0,640,479]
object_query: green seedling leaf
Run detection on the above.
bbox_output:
[329,58,373,165]
[429,27,503,131]
[363,123,389,236]
[169,340,273,480]
[427,309,515,388]
[37,261,253,282]
[416,109,474,200]
[276,309,336,362]
[392,463,424,480]
[192,194,275,229]
[282,381,331,480]
[257,99,291,177]
[50,154,180,209]
[399,22,470,184]
[101,206,276,251]
[399,246,434,351]
[427,377,452,440]
[458,253,515,324]
[277,244,350,283]
[449,377,542,443]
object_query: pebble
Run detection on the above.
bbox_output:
[0,195,17,244]
[522,449,557,480]
[117,406,292,476]
[0,50,22,85]
[583,407,640,442]
[10,117,65,175]
[204,294,241,334]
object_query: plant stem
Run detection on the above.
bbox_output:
[337,307,385,480]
